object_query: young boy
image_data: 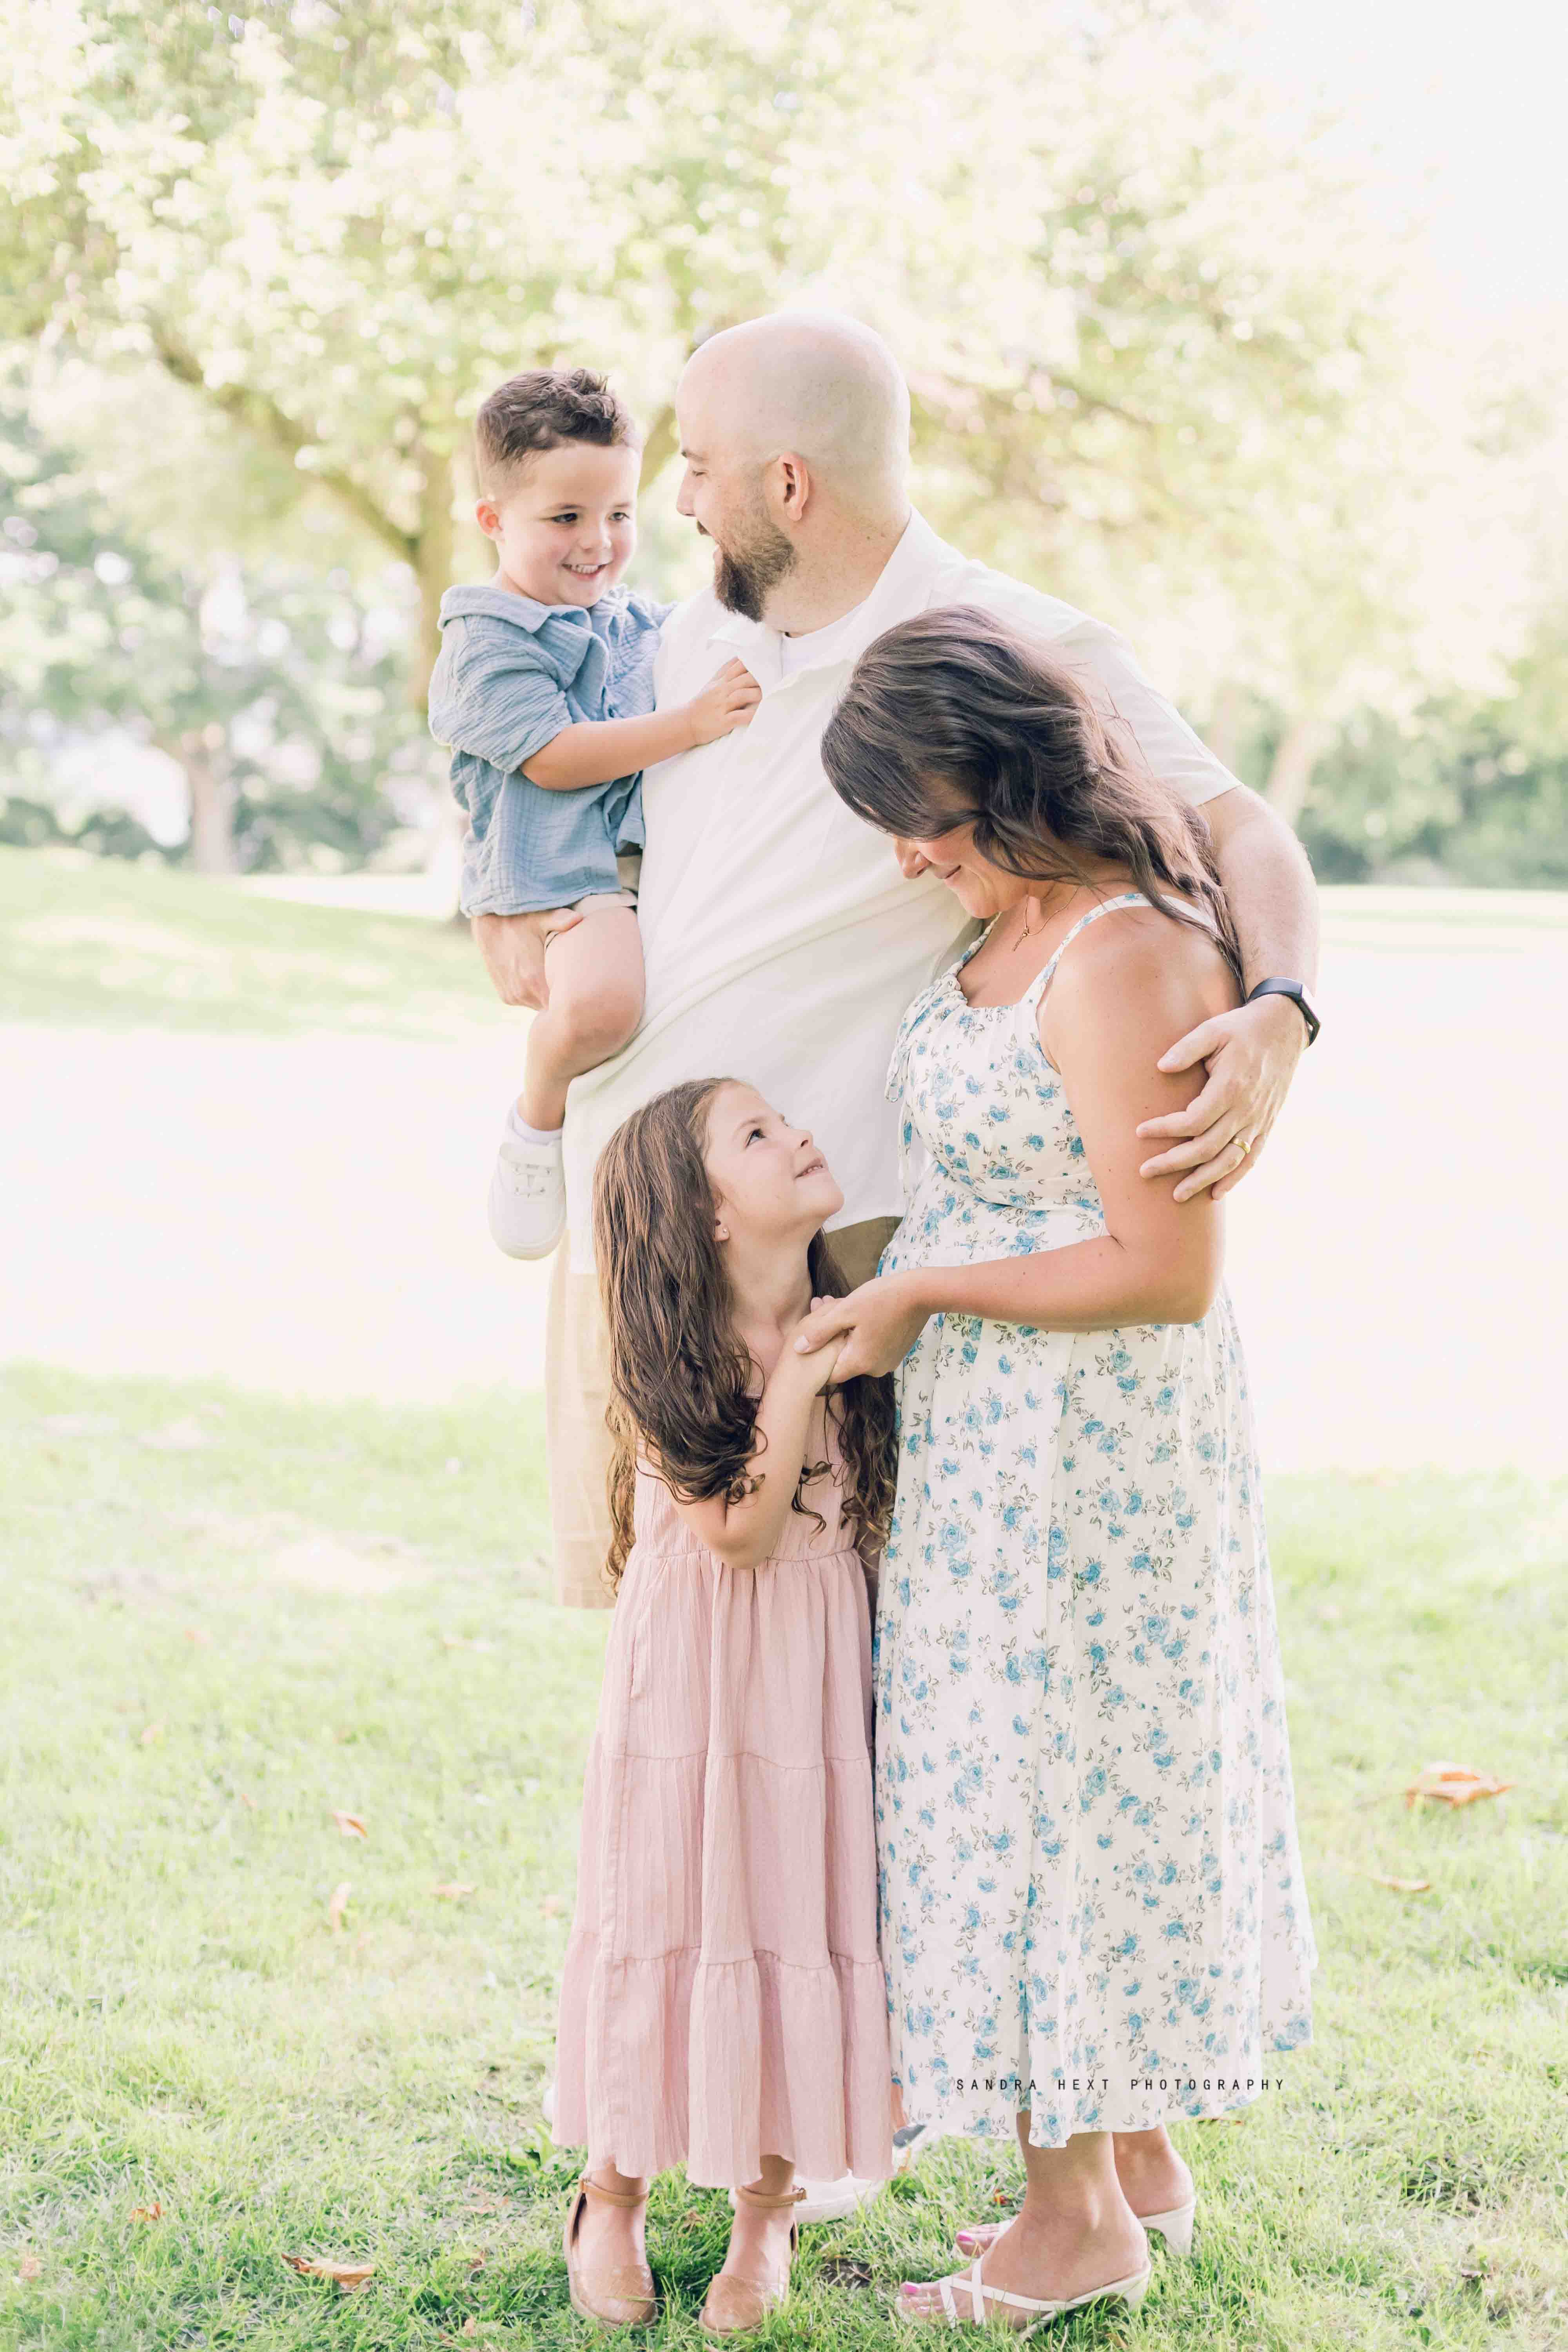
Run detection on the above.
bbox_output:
[428,367,759,1256]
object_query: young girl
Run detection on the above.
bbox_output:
[549,1078,897,2335]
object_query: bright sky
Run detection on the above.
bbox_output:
[1245,0,1568,319]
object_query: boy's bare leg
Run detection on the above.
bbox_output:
[520,902,643,1132]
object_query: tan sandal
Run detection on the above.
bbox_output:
[699,2180,807,2337]
[561,2171,657,2329]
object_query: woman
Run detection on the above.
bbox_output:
[794,606,1318,2334]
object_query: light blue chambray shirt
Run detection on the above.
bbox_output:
[427,581,668,917]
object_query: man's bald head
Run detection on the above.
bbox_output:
[678,311,910,514]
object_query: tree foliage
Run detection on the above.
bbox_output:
[2,2,1403,664]
[1,0,1559,874]
[0,376,428,870]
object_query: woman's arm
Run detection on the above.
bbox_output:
[521,659,760,789]
[795,917,1234,1381]
[664,1333,844,1572]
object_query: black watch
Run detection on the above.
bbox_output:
[1245,976,1320,1046]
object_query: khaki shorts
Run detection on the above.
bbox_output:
[543,1213,902,1608]
[540,850,641,936]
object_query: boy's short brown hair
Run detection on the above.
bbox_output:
[474,367,639,494]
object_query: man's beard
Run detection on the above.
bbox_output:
[711,512,798,622]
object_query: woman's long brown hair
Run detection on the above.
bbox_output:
[820,604,1243,984]
[591,1079,898,1594]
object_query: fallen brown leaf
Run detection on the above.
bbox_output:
[282,2254,375,2290]
[181,1628,212,1646]
[441,1633,495,1652]
[130,2203,162,2222]
[238,1791,259,1810]
[1404,1760,1515,1810]
[330,1810,368,1839]
[1350,1867,1432,1893]
[433,1882,477,1900]
[18,2254,42,2281]
[139,1722,165,1746]
[541,1894,563,1917]
[328,1881,352,1933]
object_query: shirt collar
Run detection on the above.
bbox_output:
[706,507,952,688]
[438,581,619,636]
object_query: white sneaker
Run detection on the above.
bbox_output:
[488,1118,566,1259]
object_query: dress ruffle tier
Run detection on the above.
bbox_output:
[551,1448,895,2187]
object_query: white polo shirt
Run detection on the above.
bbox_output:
[562,508,1237,1271]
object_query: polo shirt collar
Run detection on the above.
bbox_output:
[706,506,951,688]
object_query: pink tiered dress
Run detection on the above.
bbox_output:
[550,1432,894,2189]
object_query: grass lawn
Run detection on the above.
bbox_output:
[0,848,502,1040]
[3,1365,1564,2350]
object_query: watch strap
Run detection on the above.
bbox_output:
[1246,976,1319,1046]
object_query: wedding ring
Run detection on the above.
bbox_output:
[1237,1135,1252,1155]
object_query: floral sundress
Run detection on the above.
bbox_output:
[874,891,1318,2151]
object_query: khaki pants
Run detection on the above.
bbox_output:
[544,1215,902,1609]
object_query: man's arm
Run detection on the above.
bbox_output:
[1137,782,1319,1201]
[1049,622,1319,1203]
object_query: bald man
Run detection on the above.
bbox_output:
[472,311,1320,1612]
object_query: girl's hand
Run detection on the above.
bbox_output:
[684,657,761,747]
[793,1272,929,1381]
[784,1315,848,1396]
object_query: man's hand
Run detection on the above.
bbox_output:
[792,1272,930,1383]
[1136,991,1307,1201]
[471,907,578,1010]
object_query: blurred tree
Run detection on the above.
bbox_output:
[1283,615,1568,887]
[0,0,1410,711]
[0,377,428,871]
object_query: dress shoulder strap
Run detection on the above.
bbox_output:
[1020,891,1151,1014]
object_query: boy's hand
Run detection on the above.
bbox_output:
[471,907,578,1009]
[684,657,761,748]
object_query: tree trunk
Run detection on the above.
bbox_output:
[408,449,466,915]
[638,403,679,492]
[165,731,239,875]
[410,448,457,706]
[1264,713,1333,829]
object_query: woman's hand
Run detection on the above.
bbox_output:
[792,1272,930,1382]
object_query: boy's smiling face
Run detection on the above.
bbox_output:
[476,439,641,606]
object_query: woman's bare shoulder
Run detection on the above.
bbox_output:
[1046,899,1238,1035]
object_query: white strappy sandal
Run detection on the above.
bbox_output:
[953,2189,1196,2264]
[897,2250,1153,2336]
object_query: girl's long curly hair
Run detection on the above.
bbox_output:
[820,604,1243,985]
[591,1078,898,1595]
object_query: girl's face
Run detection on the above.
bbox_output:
[703,1083,843,1250]
[892,806,1037,921]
